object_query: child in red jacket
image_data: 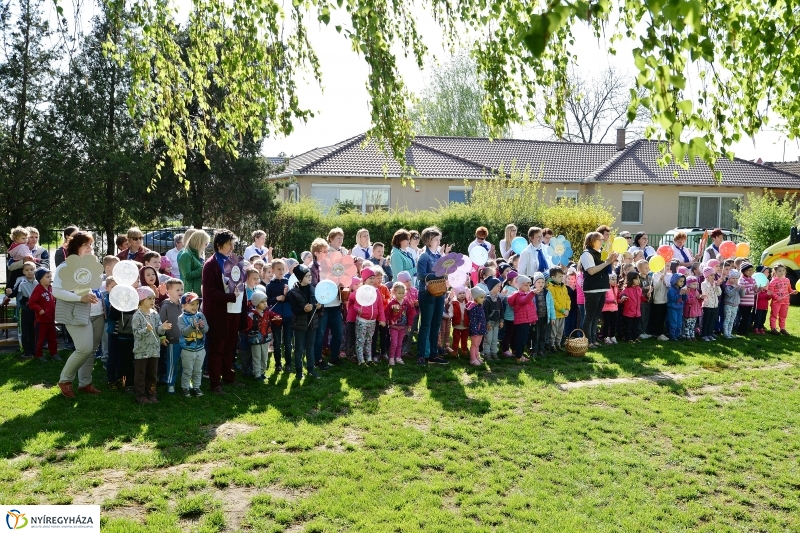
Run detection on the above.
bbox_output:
[385,282,417,366]
[752,267,771,334]
[508,275,536,362]
[27,269,59,361]
[619,271,646,343]
[449,288,469,356]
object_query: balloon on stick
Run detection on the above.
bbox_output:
[468,246,489,266]
[447,269,467,288]
[611,236,628,254]
[314,279,339,305]
[753,272,768,288]
[109,285,138,312]
[648,255,666,272]
[511,237,527,254]
[657,245,673,262]
[355,285,377,306]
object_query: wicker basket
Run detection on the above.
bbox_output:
[564,329,589,357]
[424,275,447,297]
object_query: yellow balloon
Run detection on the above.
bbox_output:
[795,279,800,292]
[648,255,665,272]
[612,236,629,254]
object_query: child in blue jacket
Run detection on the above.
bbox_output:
[666,274,688,341]
[266,259,293,372]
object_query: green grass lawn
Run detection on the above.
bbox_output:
[1,310,799,532]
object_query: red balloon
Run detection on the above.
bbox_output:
[719,240,737,258]
[657,245,674,262]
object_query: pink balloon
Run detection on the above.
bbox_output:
[448,270,467,287]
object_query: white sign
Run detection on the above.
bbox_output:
[4,505,100,532]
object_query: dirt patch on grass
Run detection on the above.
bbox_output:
[30,382,55,390]
[686,381,751,403]
[284,523,308,533]
[72,469,129,505]
[203,421,259,440]
[157,460,226,479]
[404,419,431,433]
[557,372,687,390]
[102,503,147,523]
[754,362,793,371]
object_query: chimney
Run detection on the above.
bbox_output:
[616,128,626,151]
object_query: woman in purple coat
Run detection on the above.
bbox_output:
[202,229,248,395]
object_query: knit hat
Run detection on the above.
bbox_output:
[485,277,501,292]
[293,264,310,282]
[471,286,486,300]
[728,269,740,278]
[160,256,171,270]
[34,268,49,282]
[506,271,519,282]
[702,267,714,277]
[300,251,311,262]
[250,291,268,308]
[740,262,754,273]
[517,274,532,285]
[360,268,375,281]
[498,263,513,275]
[137,286,155,301]
[351,276,362,286]
[396,271,412,282]
[455,286,467,295]
[532,272,545,283]
[181,292,201,305]
[686,276,698,285]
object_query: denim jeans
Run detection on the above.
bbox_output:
[272,317,294,367]
[314,306,343,364]
[294,328,316,373]
[417,290,444,359]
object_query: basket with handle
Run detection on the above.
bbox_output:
[424,274,447,297]
[564,329,589,357]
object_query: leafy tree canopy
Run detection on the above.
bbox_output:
[102,0,800,180]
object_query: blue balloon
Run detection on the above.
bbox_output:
[511,236,527,254]
[315,279,339,305]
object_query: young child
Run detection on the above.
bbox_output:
[109,283,137,392]
[7,226,33,264]
[6,261,37,358]
[116,235,129,255]
[601,273,619,345]
[353,268,386,365]
[397,271,419,356]
[481,277,504,361]
[143,251,170,285]
[507,275,535,362]
[665,273,688,341]
[722,270,742,338]
[370,266,392,361]
[682,276,703,340]
[700,266,722,341]
[247,291,277,380]
[139,266,166,310]
[500,271,519,357]
[753,267,772,334]
[385,282,417,365]
[547,267,570,351]
[102,255,119,281]
[615,252,634,277]
[769,265,795,335]
[266,259,293,371]
[345,277,361,361]
[287,264,322,380]
[467,287,488,366]
[737,262,757,335]
[160,256,173,277]
[563,269,578,345]
[636,259,653,340]
[371,243,393,282]
[132,287,171,404]
[159,279,185,393]
[531,272,555,357]
[28,268,59,361]
[178,292,208,396]
[450,288,470,356]
[438,288,454,356]
[620,271,645,343]
[240,267,264,377]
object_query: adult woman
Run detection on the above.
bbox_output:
[53,232,103,397]
[390,229,416,279]
[178,230,209,295]
[116,227,150,263]
[702,228,725,265]
[467,226,496,260]
[202,229,247,394]
[580,232,618,348]
[499,224,517,260]
[165,233,184,280]
[628,232,657,260]
[670,231,695,268]
[407,230,422,261]
[54,226,78,267]
[351,228,373,260]
[416,226,452,365]
[327,227,349,255]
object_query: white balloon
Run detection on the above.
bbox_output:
[112,260,139,286]
[315,279,339,305]
[448,270,467,287]
[288,274,298,288]
[355,285,377,306]
[469,246,489,266]
[109,285,138,312]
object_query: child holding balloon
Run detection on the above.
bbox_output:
[737,263,758,335]
[700,266,722,341]
[353,268,386,365]
[753,268,772,334]
[769,265,796,335]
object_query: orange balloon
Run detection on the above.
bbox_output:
[735,242,750,258]
[719,240,736,258]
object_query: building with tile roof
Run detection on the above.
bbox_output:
[272,131,800,233]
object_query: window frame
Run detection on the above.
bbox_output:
[310,183,391,214]
[677,192,742,229]
[448,186,473,204]
[620,190,644,225]
[555,188,579,201]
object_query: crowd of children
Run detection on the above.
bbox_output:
[3,225,798,402]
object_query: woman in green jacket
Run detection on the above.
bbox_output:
[390,229,416,281]
[179,230,210,295]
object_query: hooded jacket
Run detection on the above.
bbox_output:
[667,275,688,310]
[683,286,703,318]
[547,279,571,318]
[723,282,743,307]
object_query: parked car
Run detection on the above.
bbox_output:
[657,227,741,252]
[143,227,215,254]
[760,226,800,305]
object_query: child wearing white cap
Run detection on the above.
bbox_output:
[133,286,172,404]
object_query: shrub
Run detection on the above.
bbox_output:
[735,190,799,265]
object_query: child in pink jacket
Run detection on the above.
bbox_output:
[601,273,619,344]
[769,265,796,334]
[682,276,703,340]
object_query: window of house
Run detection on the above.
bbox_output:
[621,191,643,224]
[556,189,579,201]
[309,184,390,214]
[448,186,472,204]
[677,194,740,229]
[285,184,299,202]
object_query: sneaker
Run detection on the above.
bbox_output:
[429,356,449,365]
[317,362,331,370]
[611,337,618,344]
[275,364,283,372]
[202,372,209,379]
[502,350,513,358]
[702,336,710,342]
[723,334,734,339]
[639,334,652,340]
[182,389,191,397]
[780,329,790,335]
[517,356,530,363]
[167,386,175,393]
[254,375,265,381]
[308,370,321,378]
[58,381,75,398]
[395,357,404,365]
[470,360,482,366]
[604,338,613,345]
[51,354,63,362]
[416,357,427,366]
[78,384,102,394]
[192,388,203,397]
[709,335,717,340]
[657,334,669,341]
[211,386,226,395]
[389,358,395,366]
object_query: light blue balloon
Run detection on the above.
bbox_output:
[752,272,768,288]
[511,236,527,254]
[315,279,339,305]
